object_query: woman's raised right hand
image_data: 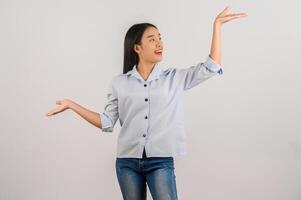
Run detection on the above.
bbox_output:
[45,99,73,117]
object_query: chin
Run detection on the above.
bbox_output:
[154,57,163,63]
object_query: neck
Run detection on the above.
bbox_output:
[137,61,156,79]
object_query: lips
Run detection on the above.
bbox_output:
[154,49,163,55]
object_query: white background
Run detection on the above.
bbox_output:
[0,0,300,199]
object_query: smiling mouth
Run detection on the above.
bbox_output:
[154,50,163,55]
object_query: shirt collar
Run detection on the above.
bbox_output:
[126,63,163,82]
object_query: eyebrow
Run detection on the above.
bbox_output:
[146,33,161,38]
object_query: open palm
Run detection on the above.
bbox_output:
[45,99,71,116]
[214,6,248,25]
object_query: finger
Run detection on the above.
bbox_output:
[56,100,61,105]
[218,6,230,17]
[228,13,248,17]
[222,14,247,21]
[222,15,246,23]
[235,12,248,16]
[46,112,52,116]
[46,111,55,116]
[47,107,60,116]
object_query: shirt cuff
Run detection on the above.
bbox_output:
[100,112,113,132]
[204,55,223,75]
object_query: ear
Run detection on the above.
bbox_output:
[133,44,140,54]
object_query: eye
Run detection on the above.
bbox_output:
[150,38,155,41]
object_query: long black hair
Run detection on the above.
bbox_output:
[123,23,158,74]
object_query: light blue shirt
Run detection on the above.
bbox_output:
[100,55,223,158]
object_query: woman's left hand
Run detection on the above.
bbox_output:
[209,6,248,65]
[214,6,248,26]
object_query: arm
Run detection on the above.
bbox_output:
[210,6,248,64]
[177,7,247,91]
[46,78,119,132]
[209,23,221,65]
[68,101,102,129]
[178,56,223,91]
[46,99,102,129]
[64,79,119,132]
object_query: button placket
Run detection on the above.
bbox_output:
[141,81,149,158]
[143,82,150,142]
[145,80,148,122]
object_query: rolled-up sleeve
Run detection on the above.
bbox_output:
[100,78,119,133]
[177,55,223,91]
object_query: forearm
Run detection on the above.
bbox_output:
[68,101,101,129]
[209,22,222,65]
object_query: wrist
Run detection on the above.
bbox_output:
[213,21,222,29]
[67,100,76,110]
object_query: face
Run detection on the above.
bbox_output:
[134,26,164,64]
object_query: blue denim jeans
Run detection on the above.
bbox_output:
[115,148,178,200]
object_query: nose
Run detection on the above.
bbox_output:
[157,41,163,48]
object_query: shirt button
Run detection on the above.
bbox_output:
[144,84,147,87]
[143,134,146,137]
[145,116,148,119]
[145,98,148,102]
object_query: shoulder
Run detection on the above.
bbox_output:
[157,66,178,79]
[110,66,178,81]
[161,67,182,79]
[110,72,127,84]
[112,73,124,81]
[162,67,176,75]
[107,73,123,89]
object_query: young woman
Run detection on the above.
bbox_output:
[46,6,247,200]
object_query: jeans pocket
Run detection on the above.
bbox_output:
[162,157,174,169]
